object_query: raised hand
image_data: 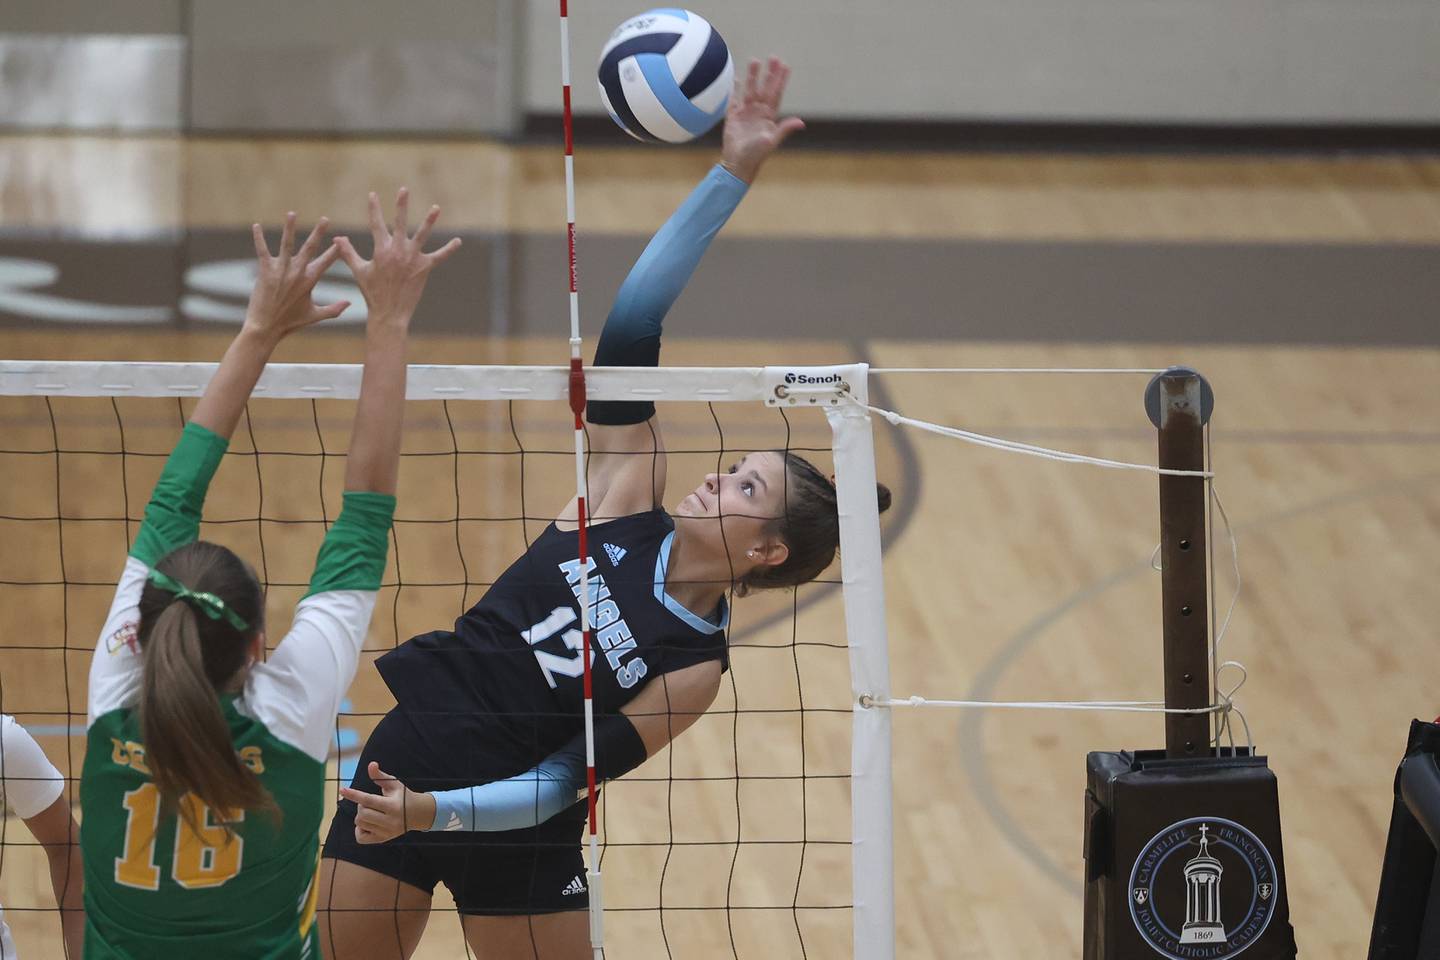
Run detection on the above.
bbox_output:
[243,212,350,343]
[334,188,462,329]
[338,761,436,844]
[720,57,805,184]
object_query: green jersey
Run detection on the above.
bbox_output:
[81,423,394,960]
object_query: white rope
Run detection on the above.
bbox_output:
[869,367,1166,376]
[1209,484,1241,662]
[848,395,1214,478]
[862,695,1229,716]
[853,380,1257,754]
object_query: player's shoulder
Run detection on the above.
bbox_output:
[592,509,671,567]
[608,507,673,543]
[2,712,37,747]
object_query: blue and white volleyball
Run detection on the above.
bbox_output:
[598,9,733,144]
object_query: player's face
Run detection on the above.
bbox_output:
[675,451,789,566]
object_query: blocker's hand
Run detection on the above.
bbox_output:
[339,761,438,844]
[720,57,805,184]
[243,213,349,343]
[334,187,462,329]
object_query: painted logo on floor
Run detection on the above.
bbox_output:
[1128,816,1276,959]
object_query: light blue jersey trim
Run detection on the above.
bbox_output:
[635,53,722,137]
[653,531,730,634]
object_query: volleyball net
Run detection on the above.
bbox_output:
[0,359,892,959]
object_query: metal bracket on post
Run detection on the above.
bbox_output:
[1145,366,1215,759]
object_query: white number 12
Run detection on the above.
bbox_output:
[521,607,590,688]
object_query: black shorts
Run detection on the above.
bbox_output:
[322,708,589,916]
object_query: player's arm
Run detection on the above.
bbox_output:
[558,58,803,526]
[342,660,723,840]
[90,215,347,724]
[25,797,82,959]
[135,215,346,563]
[245,191,460,764]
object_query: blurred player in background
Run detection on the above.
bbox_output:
[0,713,82,958]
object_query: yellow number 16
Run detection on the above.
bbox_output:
[117,783,244,891]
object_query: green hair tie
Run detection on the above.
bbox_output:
[147,569,251,633]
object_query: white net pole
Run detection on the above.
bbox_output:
[825,364,896,960]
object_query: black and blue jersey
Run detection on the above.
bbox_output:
[377,509,728,774]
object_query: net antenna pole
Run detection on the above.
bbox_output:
[1146,366,1216,758]
[555,1,604,955]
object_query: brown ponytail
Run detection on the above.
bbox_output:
[137,541,274,830]
[738,452,892,595]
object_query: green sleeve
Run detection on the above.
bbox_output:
[130,422,229,567]
[305,491,396,597]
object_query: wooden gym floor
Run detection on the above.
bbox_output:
[0,134,1437,958]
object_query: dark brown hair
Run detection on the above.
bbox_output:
[738,452,892,595]
[136,541,273,829]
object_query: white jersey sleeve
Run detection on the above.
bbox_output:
[86,557,149,726]
[0,714,64,820]
[240,590,379,763]
[238,490,394,764]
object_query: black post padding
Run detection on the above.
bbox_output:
[1368,719,1440,960]
[1083,749,1297,960]
[1401,749,1440,845]
[1420,869,1440,959]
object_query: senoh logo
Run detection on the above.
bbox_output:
[783,372,846,386]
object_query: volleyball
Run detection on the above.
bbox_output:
[597,9,734,143]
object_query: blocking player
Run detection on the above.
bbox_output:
[80,195,458,959]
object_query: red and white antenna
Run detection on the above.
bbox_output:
[556,1,604,956]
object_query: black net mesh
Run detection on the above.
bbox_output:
[0,389,854,958]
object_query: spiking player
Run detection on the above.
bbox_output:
[321,60,891,959]
[80,195,458,959]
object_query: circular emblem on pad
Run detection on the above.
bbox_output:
[1128,817,1276,959]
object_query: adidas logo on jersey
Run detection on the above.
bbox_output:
[443,812,464,832]
[561,875,586,896]
[603,542,627,566]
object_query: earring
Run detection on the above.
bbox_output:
[746,550,756,558]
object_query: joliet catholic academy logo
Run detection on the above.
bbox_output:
[1128,817,1276,959]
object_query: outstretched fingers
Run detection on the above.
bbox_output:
[369,761,399,791]
[295,216,331,264]
[338,785,378,808]
[774,115,806,145]
[278,211,297,263]
[392,187,409,238]
[251,223,271,261]
[763,57,789,103]
[305,236,343,278]
[426,236,463,266]
[367,191,387,247]
[412,205,441,248]
[332,235,367,273]
[411,205,460,263]
[312,298,351,322]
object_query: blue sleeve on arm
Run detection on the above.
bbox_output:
[429,753,586,833]
[587,164,748,425]
[425,713,647,832]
